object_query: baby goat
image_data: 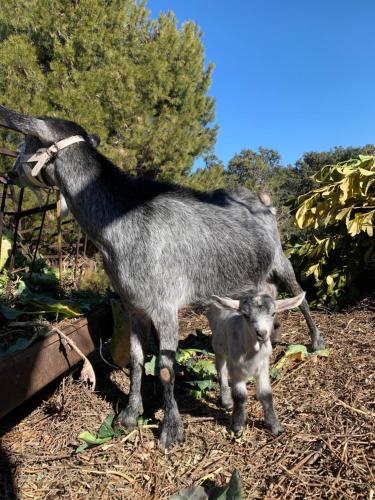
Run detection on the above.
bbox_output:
[207,290,305,435]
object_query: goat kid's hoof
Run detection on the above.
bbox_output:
[266,421,284,436]
[159,416,184,450]
[223,404,234,413]
[221,398,233,412]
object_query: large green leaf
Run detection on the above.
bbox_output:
[189,358,216,376]
[97,414,117,439]
[76,414,118,453]
[26,298,81,318]
[18,287,82,319]
[77,431,112,446]
[270,344,331,380]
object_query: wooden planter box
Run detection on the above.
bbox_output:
[0,305,113,419]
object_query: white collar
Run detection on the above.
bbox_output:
[25,135,86,177]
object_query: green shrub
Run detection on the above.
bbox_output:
[287,155,375,306]
[79,257,112,295]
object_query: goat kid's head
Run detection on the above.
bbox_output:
[0,105,100,187]
[212,291,306,343]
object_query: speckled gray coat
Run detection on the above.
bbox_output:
[0,106,324,448]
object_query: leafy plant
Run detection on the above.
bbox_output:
[76,414,120,453]
[287,155,375,306]
[79,258,112,295]
[270,344,330,380]
[144,347,217,400]
[76,413,153,453]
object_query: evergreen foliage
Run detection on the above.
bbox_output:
[0,0,216,179]
[186,154,227,191]
[224,147,292,235]
[226,147,290,203]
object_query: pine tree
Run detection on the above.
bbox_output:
[186,154,227,191]
[0,0,217,180]
[226,147,282,190]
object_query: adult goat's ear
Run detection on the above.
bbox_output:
[212,295,240,310]
[275,292,306,312]
[88,133,100,148]
[0,105,52,142]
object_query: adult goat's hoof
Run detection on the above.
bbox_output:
[159,412,184,450]
[312,336,325,351]
[232,428,244,438]
[115,408,138,430]
[231,417,247,436]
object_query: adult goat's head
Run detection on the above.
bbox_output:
[0,105,100,187]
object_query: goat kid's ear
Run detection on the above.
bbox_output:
[275,292,306,312]
[0,104,52,142]
[88,133,100,148]
[211,295,240,310]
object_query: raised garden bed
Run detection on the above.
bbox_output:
[0,305,112,418]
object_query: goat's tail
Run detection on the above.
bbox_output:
[258,191,276,215]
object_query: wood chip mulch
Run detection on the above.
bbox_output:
[0,305,374,499]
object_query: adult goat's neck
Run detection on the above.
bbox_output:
[54,144,137,244]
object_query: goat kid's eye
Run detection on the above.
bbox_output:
[271,312,276,317]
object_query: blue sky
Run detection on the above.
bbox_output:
[147,0,375,167]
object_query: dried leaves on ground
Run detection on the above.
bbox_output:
[1,306,374,499]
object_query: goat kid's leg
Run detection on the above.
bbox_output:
[153,311,184,449]
[256,360,283,435]
[230,375,248,436]
[117,315,149,429]
[274,255,325,350]
[215,355,233,410]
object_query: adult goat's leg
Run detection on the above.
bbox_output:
[153,310,184,449]
[117,314,149,429]
[273,254,325,350]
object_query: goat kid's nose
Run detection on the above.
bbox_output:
[255,329,268,341]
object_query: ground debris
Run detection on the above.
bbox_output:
[1,306,374,499]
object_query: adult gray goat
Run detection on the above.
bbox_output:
[0,105,324,448]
